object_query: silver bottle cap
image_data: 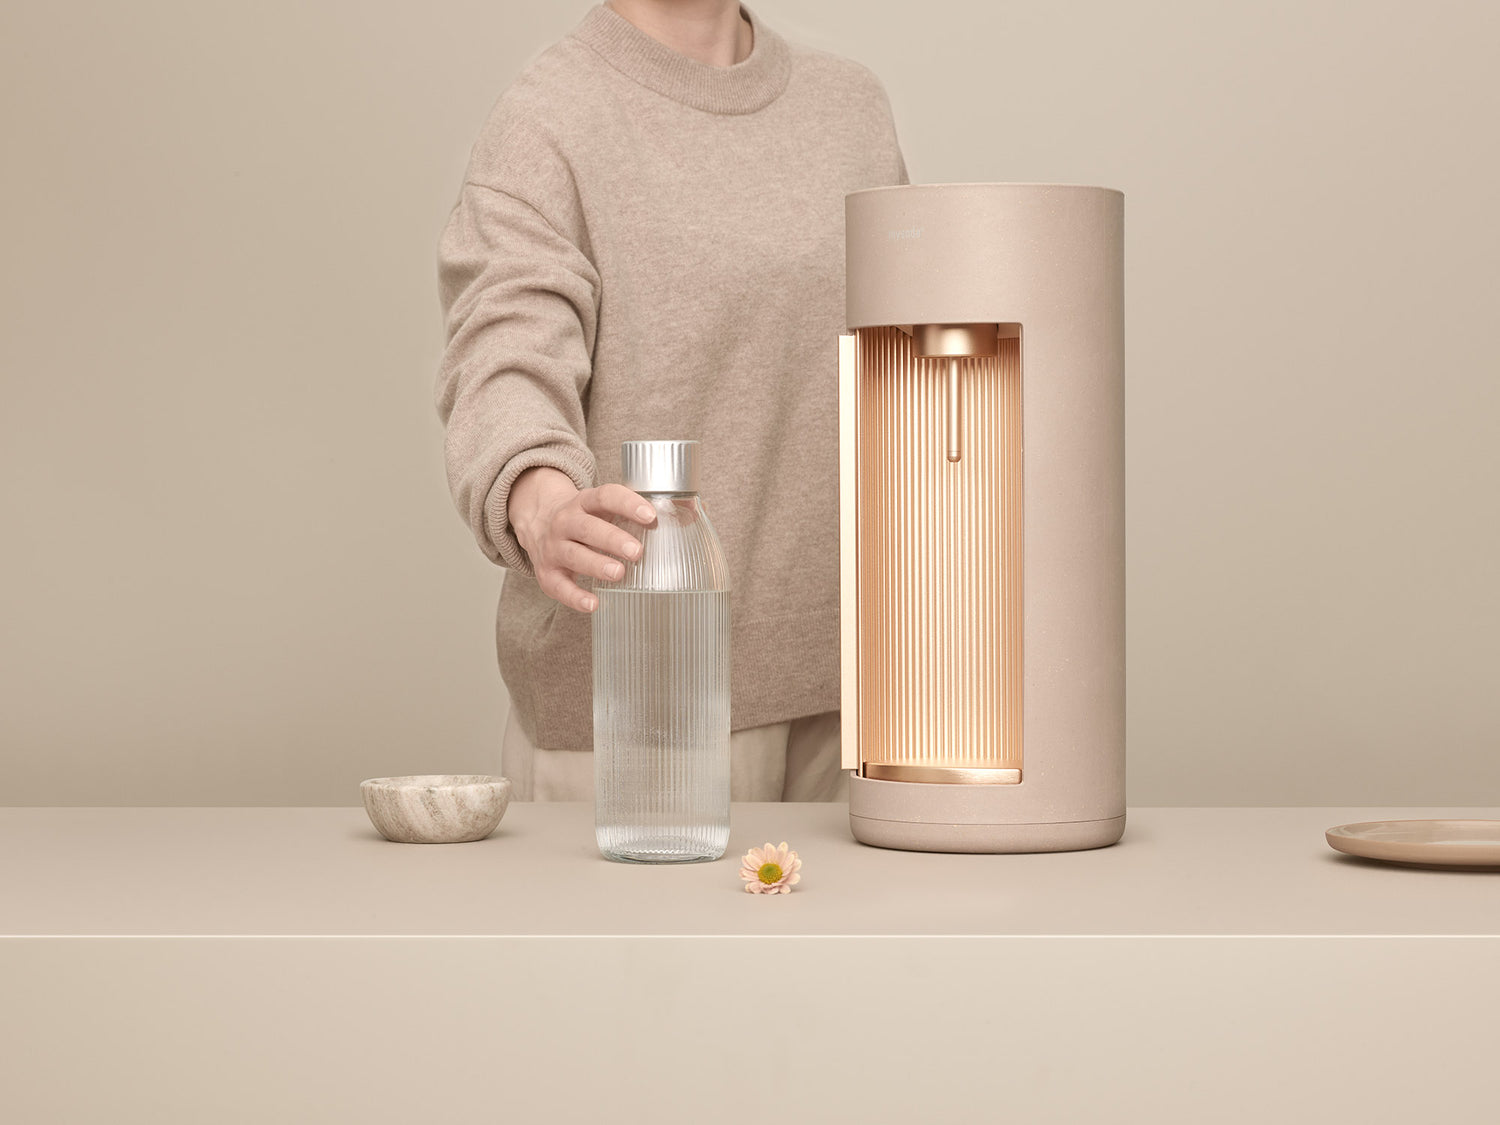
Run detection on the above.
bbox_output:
[620,440,699,494]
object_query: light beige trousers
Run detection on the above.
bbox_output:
[501,708,848,803]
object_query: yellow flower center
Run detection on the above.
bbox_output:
[757,862,783,885]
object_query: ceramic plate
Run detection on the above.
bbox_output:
[1326,819,1500,869]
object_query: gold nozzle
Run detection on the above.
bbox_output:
[910,325,999,464]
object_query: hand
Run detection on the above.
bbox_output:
[509,467,656,613]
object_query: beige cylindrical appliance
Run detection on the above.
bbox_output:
[840,184,1124,853]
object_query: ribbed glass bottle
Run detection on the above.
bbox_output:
[592,441,731,863]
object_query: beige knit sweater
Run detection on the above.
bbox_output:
[435,3,907,749]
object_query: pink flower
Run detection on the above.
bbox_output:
[740,841,801,894]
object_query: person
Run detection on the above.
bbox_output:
[434,1,907,800]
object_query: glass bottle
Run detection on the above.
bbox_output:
[592,440,731,863]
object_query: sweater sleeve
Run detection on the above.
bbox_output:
[434,179,601,575]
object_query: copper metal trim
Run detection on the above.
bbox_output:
[852,326,1024,776]
[862,763,1022,785]
[838,333,861,772]
[912,323,999,358]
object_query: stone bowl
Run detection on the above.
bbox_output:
[360,775,512,843]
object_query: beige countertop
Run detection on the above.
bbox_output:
[5,803,1498,935]
[7,804,1500,1123]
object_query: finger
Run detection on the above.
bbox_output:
[581,483,656,527]
[559,509,643,562]
[537,566,597,613]
[557,538,627,583]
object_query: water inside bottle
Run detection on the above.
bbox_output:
[593,587,731,863]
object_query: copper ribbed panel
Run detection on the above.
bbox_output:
[855,326,1023,769]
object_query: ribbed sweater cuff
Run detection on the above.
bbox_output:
[485,444,599,575]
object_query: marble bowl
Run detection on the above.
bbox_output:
[360,775,512,843]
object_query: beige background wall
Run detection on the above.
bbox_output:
[1,0,1495,806]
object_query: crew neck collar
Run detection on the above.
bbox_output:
[571,3,792,115]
